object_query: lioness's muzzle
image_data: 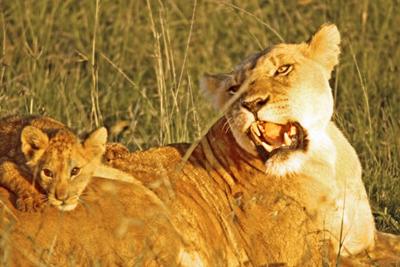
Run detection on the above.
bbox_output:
[247,121,307,160]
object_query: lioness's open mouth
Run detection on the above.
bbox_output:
[247,121,307,160]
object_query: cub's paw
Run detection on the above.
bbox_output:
[105,143,130,162]
[16,193,47,212]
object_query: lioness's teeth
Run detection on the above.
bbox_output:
[290,125,297,136]
[257,124,264,134]
[261,141,273,152]
[251,123,261,137]
[284,132,292,146]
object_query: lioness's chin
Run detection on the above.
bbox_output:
[264,151,308,176]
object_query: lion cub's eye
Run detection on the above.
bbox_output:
[42,168,54,178]
[275,64,293,76]
[70,167,81,177]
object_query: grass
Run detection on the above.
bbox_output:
[0,0,399,236]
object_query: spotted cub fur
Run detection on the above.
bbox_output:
[0,115,132,212]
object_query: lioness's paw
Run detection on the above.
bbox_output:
[105,143,130,161]
[16,193,47,212]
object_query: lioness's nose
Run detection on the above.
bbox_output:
[241,97,269,114]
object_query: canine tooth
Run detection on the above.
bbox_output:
[284,132,292,146]
[257,124,265,133]
[261,141,273,152]
[290,125,297,136]
[251,123,261,136]
[249,128,261,145]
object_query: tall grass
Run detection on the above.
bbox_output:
[0,0,399,233]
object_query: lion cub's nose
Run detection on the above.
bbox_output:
[55,185,69,201]
[241,97,269,114]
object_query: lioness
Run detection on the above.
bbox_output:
[105,24,400,265]
[200,23,375,256]
[0,115,133,211]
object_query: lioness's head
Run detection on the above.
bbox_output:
[201,24,340,175]
[21,126,107,211]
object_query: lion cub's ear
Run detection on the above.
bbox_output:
[21,126,50,164]
[83,127,108,157]
[307,24,341,75]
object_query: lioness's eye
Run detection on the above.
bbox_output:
[70,167,81,176]
[42,168,54,178]
[227,85,240,95]
[275,64,293,76]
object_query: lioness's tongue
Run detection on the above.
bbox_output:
[258,121,286,146]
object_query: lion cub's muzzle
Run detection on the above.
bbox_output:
[247,121,307,161]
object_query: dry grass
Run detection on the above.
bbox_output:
[0,0,398,237]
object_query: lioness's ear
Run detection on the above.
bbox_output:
[307,24,341,75]
[200,72,238,109]
[21,126,49,163]
[84,127,107,157]
[201,51,263,109]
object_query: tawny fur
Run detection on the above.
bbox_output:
[106,121,400,266]
[0,178,185,266]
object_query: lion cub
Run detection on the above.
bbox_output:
[0,115,132,212]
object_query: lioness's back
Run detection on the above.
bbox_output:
[0,178,183,266]
[106,130,329,266]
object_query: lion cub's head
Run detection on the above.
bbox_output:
[201,24,340,175]
[21,126,107,211]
